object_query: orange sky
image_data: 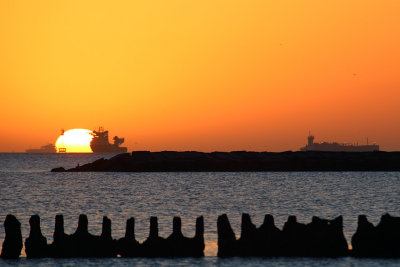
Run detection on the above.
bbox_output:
[0,0,399,152]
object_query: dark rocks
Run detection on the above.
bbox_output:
[131,151,153,161]
[192,216,205,257]
[4,213,400,259]
[141,216,166,257]
[49,214,115,258]
[217,213,284,258]
[165,216,204,257]
[305,216,348,257]
[281,215,308,256]
[116,217,140,257]
[257,214,283,256]
[218,214,349,257]
[50,214,72,257]
[217,214,238,257]
[51,151,400,172]
[1,215,23,259]
[237,213,258,256]
[96,216,117,257]
[280,215,349,257]
[70,214,97,257]
[352,213,400,257]
[375,214,400,257]
[25,215,49,258]
[140,216,204,257]
[0,214,201,259]
[117,216,204,258]
[51,167,65,172]
[166,217,188,257]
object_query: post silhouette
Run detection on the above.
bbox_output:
[1,215,23,259]
[141,216,167,257]
[117,217,140,257]
[70,214,96,257]
[257,214,283,256]
[4,213,400,259]
[25,215,49,258]
[50,214,72,257]
[352,213,400,257]
[217,214,238,257]
[94,216,116,257]
[192,216,205,257]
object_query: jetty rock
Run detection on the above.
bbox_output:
[4,213,400,258]
[141,216,205,257]
[50,214,73,257]
[116,217,140,257]
[1,214,23,259]
[50,214,118,258]
[25,215,49,258]
[51,151,400,172]
[217,214,348,257]
[1,214,205,259]
[352,213,400,257]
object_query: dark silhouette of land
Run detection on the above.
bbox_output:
[3,213,400,259]
[51,150,400,172]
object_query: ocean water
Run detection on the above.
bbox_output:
[1,153,400,266]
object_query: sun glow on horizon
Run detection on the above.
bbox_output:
[55,129,93,153]
[1,1,400,152]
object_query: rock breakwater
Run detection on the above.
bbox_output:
[52,151,400,172]
[2,214,400,259]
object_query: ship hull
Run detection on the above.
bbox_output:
[90,144,127,153]
[26,144,56,153]
[26,149,56,153]
[301,144,379,152]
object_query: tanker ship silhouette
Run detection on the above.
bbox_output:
[90,127,127,153]
[300,133,379,152]
[26,144,57,153]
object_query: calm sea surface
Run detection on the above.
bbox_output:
[1,153,400,266]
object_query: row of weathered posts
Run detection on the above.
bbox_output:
[1,213,400,259]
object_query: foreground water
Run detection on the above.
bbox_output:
[1,153,400,266]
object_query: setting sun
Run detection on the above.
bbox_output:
[55,129,93,153]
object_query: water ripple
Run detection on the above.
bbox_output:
[1,154,400,266]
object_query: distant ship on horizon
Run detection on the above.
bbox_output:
[90,127,128,153]
[300,134,379,152]
[26,143,57,153]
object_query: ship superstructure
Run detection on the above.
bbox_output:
[300,134,379,152]
[90,127,128,153]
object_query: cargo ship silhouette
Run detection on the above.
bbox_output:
[90,127,128,153]
[26,144,56,153]
[300,133,379,152]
